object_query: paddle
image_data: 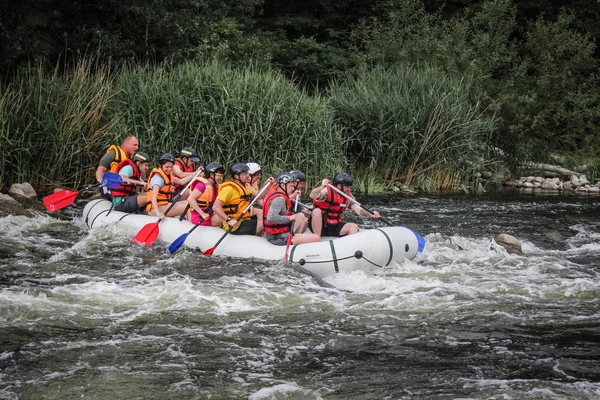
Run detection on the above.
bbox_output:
[132,168,203,246]
[43,183,102,212]
[284,193,300,264]
[101,172,124,189]
[166,213,210,254]
[327,183,426,252]
[203,181,272,256]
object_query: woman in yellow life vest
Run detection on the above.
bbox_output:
[146,153,194,219]
[187,162,225,226]
[212,163,270,236]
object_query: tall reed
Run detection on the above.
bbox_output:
[328,65,498,191]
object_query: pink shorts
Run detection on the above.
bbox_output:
[191,212,213,226]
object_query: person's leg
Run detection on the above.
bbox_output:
[293,213,308,233]
[339,222,359,236]
[292,232,320,244]
[310,208,323,237]
[165,201,189,217]
[254,209,264,235]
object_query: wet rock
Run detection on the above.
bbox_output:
[543,230,565,244]
[494,233,524,255]
[0,193,32,217]
[8,182,37,199]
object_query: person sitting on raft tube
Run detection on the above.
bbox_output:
[173,147,201,199]
[309,172,380,237]
[146,153,195,219]
[247,162,262,191]
[111,151,150,214]
[212,163,271,236]
[187,161,225,226]
[95,135,139,200]
[263,172,320,246]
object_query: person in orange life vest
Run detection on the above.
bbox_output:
[309,172,380,237]
[211,163,271,236]
[146,153,194,219]
[187,162,225,226]
[112,152,150,214]
[95,136,139,200]
[173,147,201,199]
[263,172,319,246]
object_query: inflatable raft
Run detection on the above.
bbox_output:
[82,199,423,278]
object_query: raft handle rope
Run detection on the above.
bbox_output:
[298,250,385,269]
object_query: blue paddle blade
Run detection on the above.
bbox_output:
[102,172,123,189]
[167,233,189,254]
[407,228,426,253]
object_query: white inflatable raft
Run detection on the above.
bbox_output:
[82,199,422,278]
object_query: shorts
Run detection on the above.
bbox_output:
[266,233,290,246]
[148,204,170,216]
[114,196,143,214]
[309,219,347,237]
[191,211,214,226]
[231,217,257,236]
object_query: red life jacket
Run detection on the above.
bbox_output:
[110,159,140,198]
[313,186,350,226]
[262,189,292,235]
[173,158,195,194]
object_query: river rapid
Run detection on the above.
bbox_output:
[1,189,599,399]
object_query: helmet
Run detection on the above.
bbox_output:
[333,171,353,186]
[179,147,200,162]
[290,170,306,182]
[247,162,261,175]
[159,153,175,164]
[277,172,294,185]
[132,152,150,163]
[230,163,250,175]
[205,161,225,177]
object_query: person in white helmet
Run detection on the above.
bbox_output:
[246,162,262,191]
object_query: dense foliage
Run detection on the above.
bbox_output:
[1,0,599,191]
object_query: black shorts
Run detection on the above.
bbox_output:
[309,219,347,237]
[231,216,257,236]
[114,196,143,214]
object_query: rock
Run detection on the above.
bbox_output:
[8,182,37,199]
[589,186,600,193]
[494,233,524,255]
[543,230,565,244]
[0,193,32,216]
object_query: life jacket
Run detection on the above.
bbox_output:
[145,168,174,212]
[219,180,253,223]
[313,185,350,226]
[106,145,128,173]
[173,158,195,194]
[262,189,292,235]
[191,177,217,211]
[110,159,140,198]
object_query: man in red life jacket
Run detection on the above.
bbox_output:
[309,172,380,237]
[111,152,150,213]
[263,172,319,246]
[173,147,200,198]
[95,136,139,200]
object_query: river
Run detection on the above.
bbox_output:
[1,189,599,399]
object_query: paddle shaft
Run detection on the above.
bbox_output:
[204,180,272,255]
[327,184,393,226]
[284,193,299,263]
[158,167,204,216]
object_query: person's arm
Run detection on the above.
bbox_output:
[309,178,329,201]
[119,165,145,186]
[349,202,380,218]
[266,196,294,225]
[188,184,210,220]
[150,185,164,219]
[95,151,116,183]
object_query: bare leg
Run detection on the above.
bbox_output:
[339,222,359,236]
[165,201,189,218]
[255,209,264,235]
[293,213,308,233]
[311,208,323,237]
[292,233,320,245]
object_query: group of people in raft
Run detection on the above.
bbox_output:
[95,136,381,246]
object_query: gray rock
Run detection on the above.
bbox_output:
[8,182,37,199]
[494,233,524,255]
[0,194,32,216]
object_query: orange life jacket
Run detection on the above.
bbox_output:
[262,189,292,235]
[191,177,218,211]
[173,158,196,194]
[313,185,350,226]
[219,180,253,225]
[110,159,140,198]
[145,168,174,212]
[106,145,128,173]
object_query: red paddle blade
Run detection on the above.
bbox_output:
[284,235,293,264]
[132,221,160,245]
[202,246,216,256]
[43,190,78,212]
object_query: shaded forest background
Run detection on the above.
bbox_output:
[1,0,599,191]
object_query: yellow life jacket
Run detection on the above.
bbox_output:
[219,180,253,229]
[106,145,128,173]
[145,168,175,212]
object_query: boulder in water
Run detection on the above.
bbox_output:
[8,182,37,199]
[0,193,32,216]
[494,233,524,255]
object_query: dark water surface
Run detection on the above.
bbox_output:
[1,189,599,399]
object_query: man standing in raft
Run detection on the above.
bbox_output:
[309,172,380,237]
[187,162,225,226]
[111,151,151,213]
[263,172,319,246]
[212,163,269,236]
[146,153,194,219]
[95,136,139,199]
